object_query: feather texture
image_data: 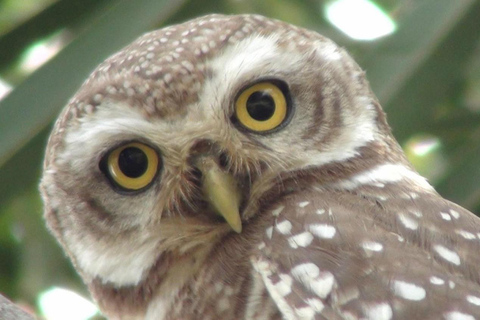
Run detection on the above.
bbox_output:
[40,14,480,320]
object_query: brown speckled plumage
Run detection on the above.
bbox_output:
[41,14,480,320]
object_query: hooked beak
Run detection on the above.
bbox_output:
[195,157,242,233]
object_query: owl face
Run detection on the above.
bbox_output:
[41,14,407,316]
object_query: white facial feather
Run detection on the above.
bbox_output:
[69,228,160,285]
[303,99,377,167]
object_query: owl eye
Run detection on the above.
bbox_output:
[101,142,160,191]
[234,81,290,132]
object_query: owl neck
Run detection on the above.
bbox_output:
[257,136,435,217]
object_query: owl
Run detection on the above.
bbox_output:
[40,14,480,320]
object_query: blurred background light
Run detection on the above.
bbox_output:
[38,287,98,320]
[410,136,441,157]
[324,0,396,40]
[0,78,12,100]
[19,32,66,73]
[404,135,447,183]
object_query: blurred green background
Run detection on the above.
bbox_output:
[0,0,479,319]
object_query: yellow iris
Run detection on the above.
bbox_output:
[107,142,158,190]
[235,82,287,132]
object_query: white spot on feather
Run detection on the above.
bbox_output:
[252,258,295,319]
[444,311,475,320]
[309,224,336,239]
[274,274,293,297]
[392,280,426,301]
[440,212,452,221]
[295,306,315,319]
[449,280,456,289]
[467,295,480,306]
[333,164,434,192]
[455,229,476,240]
[429,276,444,285]
[433,245,461,266]
[288,232,314,248]
[306,298,324,313]
[398,213,418,230]
[266,227,273,239]
[364,302,392,320]
[450,209,460,219]
[298,201,310,208]
[253,259,271,276]
[271,205,285,217]
[361,241,383,252]
[276,220,293,235]
[291,263,335,299]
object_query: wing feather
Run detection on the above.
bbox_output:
[252,187,480,319]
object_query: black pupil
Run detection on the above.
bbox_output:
[118,147,148,178]
[246,91,276,121]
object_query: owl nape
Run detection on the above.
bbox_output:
[41,14,480,320]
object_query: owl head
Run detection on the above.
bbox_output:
[40,14,410,317]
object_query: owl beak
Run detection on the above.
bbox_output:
[196,157,242,233]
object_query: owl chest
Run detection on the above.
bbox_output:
[143,257,280,320]
[144,219,283,319]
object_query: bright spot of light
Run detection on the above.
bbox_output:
[404,135,446,183]
[0,78,12,100]
[324,0,396,40]
[38,287,98,320]
[20,32,65,73]
[410,137,441,157]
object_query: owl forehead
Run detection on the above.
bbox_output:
[64,14,327,122]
